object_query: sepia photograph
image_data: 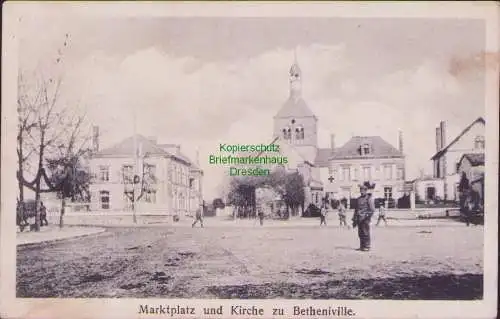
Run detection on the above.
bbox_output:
[1,2,498,319]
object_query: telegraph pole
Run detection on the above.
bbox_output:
[132,104,138,224]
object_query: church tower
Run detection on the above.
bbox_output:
[273,49,318,163]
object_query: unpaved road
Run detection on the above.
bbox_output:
[17,222,483,299]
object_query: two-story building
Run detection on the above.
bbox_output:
[430,117,485,201]
[325,135,406,205]
[88,134,203,216]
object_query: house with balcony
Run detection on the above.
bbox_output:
[88,134,203,217]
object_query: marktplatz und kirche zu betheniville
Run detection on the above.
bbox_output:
[209,143,288,176]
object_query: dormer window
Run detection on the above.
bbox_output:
[474,135,485,149]
[282,127,291,140]
[295,126,304,140]
[361,143,371,155]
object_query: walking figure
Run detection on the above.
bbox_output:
[338,199,347,227]
[192,203,204,228]
[376,202,387,226]
[40,202,49,226]
[319,202,328,226]
[352,181,376,251]
[257,208,265,226]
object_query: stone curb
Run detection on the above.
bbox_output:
[17,228,107,247]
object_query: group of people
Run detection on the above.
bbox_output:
[192,182,385,252]
[319,181,387,251]
[16,200,49,231]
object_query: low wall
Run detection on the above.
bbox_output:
[47,212,180,227]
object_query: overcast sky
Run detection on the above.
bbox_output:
[18,11,486,199]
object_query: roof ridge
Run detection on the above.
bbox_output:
[431,117,485,160]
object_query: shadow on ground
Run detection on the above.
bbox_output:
[205,274,483,300]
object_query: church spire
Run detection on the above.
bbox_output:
[289,47,302,99]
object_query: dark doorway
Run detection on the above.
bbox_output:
[426,187,436,201]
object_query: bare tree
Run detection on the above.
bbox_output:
[16,33,73,231]
[16,72,39,227]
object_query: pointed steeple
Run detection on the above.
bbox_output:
[289,47,302,99]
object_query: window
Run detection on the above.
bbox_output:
[383,165,392,180]
[100,191,110,209]
[283,127,291,140]
[384,187,393,200]
[397,168,404,180]
[145,164,156,182]
[122,165,134,183]
[363,166,371,181]
[342,167,351,181]
[361,144,371,155]
[474,135,485,149]
[124,191,133,208]
[353,168,359,181]
[99,165,109,182]
[295,126,304,140]
[145,190,157,204]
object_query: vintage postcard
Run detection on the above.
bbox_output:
[1,1,498,319]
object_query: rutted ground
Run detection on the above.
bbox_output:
[17,222,483,299]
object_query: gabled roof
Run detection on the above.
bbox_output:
[93,135,170,158]
[92,134,198,168]
[459,153,485,167]
[431,117,485,160]
[314,148,333,167]
[329,136,404,160]
[274,97,317,119]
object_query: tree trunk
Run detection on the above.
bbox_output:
[34,132,46,232]
[59,196,65,228]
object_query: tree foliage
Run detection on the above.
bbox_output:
[227,166,305,218]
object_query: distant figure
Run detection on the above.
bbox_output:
[40,202,49,226]
[192,203,204,228]
[376,203,387,226]
[257,208,265,226]
[338,200,347,227]
[352,181,376,251]
[319,203,328,226]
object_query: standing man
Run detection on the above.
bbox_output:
[192,201,204,228]
[40,202,49,227]
[352,182,376,251]
[319,200,328,226]
[257,207,265,226]
[458,172,471,226]
[338,199,347,227]
[376,201,388,226]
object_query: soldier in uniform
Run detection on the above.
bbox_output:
[192,202,204,228]
[352,181,376,251]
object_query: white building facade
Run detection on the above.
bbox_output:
[431,117,485,201]
[89,135,203,216]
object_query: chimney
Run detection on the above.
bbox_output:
[435,127,442,152]
[196,149,200,165]
[330,134,335,150]
[398,130,404,153]
[92,126,100,152]
[440,121,446,150]
[176,145,181,154]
